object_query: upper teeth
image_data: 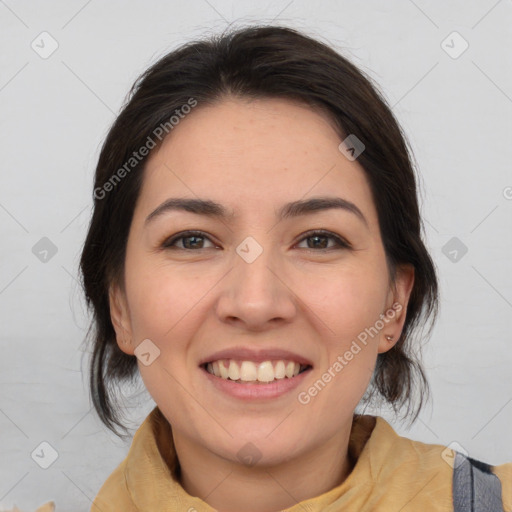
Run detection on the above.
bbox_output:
[205,359,306,382]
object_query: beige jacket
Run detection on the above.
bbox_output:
[92,406,512,511]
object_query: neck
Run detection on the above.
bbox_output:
[172,422,354,512]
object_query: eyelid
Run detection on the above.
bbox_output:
[295,229,352,250]
[161,230,218,250]
[161,229,352,251]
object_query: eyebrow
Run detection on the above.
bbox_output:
[144,196,368,228]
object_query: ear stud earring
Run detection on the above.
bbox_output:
[385,335,393,341]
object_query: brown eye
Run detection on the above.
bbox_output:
[162,231,216,250]
[296,230,351,251]
[161,229,351,252]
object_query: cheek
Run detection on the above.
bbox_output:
[318,267,389,403]
[303,263,389,340]
[124,259,203,342]
[127,268,205,419]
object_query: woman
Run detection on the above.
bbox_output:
[80,25,511,511]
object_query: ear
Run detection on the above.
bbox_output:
[378,264,415,354]
[109,282,135,356]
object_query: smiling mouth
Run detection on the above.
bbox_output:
[201,359,312,384]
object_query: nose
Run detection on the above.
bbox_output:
[214,240,297,331]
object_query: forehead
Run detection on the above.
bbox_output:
[136,97,378,227]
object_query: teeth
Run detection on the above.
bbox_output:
[285,361,295,378]
[274,360,285,379]
[228,360,240,380]
[257,361,274,382]
[218,360,229,379]
[240,361,258,381]
[205,359,308,383]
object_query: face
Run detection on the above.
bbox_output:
[109,97,414,467]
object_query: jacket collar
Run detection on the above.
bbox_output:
[124,406,393,511]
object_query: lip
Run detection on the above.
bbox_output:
[198,347,314,367]
[200,364,313,400]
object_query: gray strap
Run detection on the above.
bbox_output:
[453,451,504,511]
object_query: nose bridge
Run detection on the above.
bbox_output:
[215,233,296,326]
[233,234,280,300]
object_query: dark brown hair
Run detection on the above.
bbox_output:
[79,25,439,437]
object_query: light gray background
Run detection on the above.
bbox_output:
[1,0,511,510]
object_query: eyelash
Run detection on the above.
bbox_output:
[161,229,352,252]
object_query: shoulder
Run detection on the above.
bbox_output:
[91,457,136,512]
[89,407,171,511]
[492,461,512,512]
[350,416,455,510]
[362,416,512,511]
[368,416,455,478]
